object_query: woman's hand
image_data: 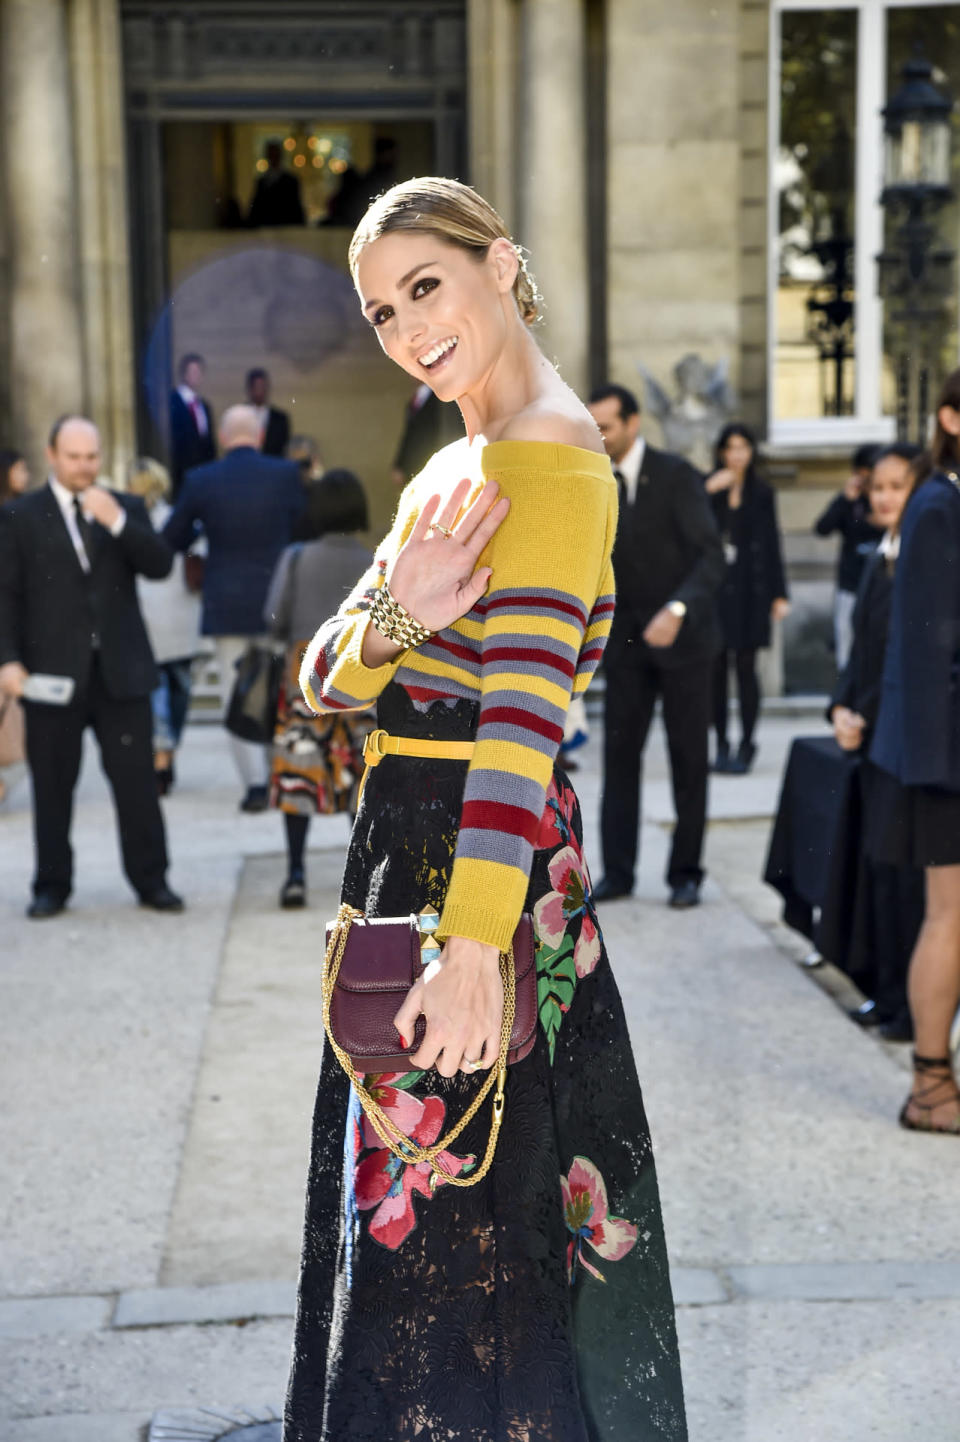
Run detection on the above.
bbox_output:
[771,597,791,622]
[705,467,736,494]
[392,934,504,1079]
[389,478,510,634]
[832,705,866,751]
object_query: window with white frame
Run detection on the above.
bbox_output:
[770,0,960,447]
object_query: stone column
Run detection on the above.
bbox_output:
[69,0,137,486]
[0,0,85,476]
[519,0,589,397]
[467,0,521,233]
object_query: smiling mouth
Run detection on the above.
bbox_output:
[417,336,458,371]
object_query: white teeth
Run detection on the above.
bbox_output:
[418,336,457,367]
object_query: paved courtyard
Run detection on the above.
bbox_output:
[1,707,959,1441]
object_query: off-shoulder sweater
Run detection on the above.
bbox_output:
[300,437,617,952]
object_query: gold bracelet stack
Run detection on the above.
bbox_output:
[369,581,433,648]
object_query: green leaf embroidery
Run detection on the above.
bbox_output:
[535,937,577,1063]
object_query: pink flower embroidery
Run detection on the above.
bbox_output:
[561,1156,638,1284]
[353,1073,474,1250]
[533,846,601,978]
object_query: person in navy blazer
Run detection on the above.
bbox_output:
[870,367,960,1136]
[164,406,304,810]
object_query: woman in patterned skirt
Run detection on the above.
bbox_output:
[283,178,687,1441]
[265,471,374,907]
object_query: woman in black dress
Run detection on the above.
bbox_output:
[829,443,927,1042]
[871,369,960,1134]
[283,178,687,1440]
[705,422,790,773]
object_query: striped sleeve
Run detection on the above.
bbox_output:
[437,466,617,952]
[298,486,419,714]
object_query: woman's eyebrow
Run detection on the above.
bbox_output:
[363,261,440,313]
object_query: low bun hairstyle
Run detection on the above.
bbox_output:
[348,176,540,325]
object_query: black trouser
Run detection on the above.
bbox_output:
[601,652,712,890]
[23,658,169,900]
[713,648,760,747]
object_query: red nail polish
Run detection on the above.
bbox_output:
[399,1033,408,1048]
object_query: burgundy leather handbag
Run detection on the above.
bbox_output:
[323,908,537,1073]
[321,904,538,1190]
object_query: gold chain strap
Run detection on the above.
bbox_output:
[321,903,516,1190]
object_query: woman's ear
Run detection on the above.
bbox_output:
[488,237,520,295]
[938,403,960,438]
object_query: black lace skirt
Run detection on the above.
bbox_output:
[283,683,687,1442]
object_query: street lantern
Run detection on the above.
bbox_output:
[877,47,955,443]
[882,49,953,202]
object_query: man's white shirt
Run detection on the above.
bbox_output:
[48,476,125,573]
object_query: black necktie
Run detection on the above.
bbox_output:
[73,496,93,569]
[614,468,627,508]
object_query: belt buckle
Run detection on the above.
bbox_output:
[363,728,389,766]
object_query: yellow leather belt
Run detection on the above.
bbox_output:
[362,728,475,767]
[358,728,475,802]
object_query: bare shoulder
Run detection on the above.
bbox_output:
[497,404,604,454]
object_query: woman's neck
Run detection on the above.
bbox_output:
[455,318,556,444]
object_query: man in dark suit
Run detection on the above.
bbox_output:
[247,141,305,228]
[588,384,725,909]
[391,383,465,486]
[164,406,304,812]
[169,353,216,498]
[0,416,182,917]
[246,367,290,457]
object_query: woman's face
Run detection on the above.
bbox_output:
[7,458,29,493]
[869,455,914,530]
[722,433,753,475]
[354,231,517,402]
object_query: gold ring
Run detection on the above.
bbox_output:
[430,523,454,539]
[462,1057,482,1072]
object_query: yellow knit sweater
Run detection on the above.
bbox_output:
[301,438,617,951]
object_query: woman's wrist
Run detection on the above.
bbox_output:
[369,581,433,649]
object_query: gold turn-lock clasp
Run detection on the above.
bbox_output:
[362,728,390,767]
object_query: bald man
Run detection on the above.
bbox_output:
[0,416,182,916]
[164,405,304,810]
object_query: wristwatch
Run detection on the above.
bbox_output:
[666,600,687,620]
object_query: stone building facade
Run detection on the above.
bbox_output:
[2,0,958,689]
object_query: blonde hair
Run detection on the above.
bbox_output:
[348,176,540,325]
[127,456,171,508]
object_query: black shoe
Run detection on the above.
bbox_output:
[280,871,307,909]
[728,740,757,775]
[879,1013,915,1043]
[668,880,701,909]
[711,742,732,773]
[850,1000,883,1028]
[592,877,632,902]
[27,892,67,919]
[240,785,269,813]
[138,884,185,912]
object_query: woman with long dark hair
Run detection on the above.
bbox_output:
[830,443,927,1042]
[870,368,960,1134]
[0,449,30,504]
[705,422,790,773]
[283,178,687,1441]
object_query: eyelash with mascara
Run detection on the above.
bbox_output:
[372,276,439,327]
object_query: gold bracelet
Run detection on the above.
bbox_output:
[369,582,433,648]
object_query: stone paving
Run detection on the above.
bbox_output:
[1,710,959,1441]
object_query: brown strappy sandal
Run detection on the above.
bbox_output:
[899,1053,960,1134]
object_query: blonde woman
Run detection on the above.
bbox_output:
[284,180,687,1442]
[127,458,201,794]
